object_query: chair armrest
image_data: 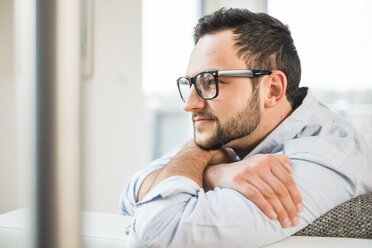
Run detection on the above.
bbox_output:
[294,193,372,238]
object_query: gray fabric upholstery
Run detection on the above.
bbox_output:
[294,193,372,238]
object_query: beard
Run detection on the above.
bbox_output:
[193,88,261,150]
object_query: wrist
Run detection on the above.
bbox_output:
[203,166,214,191]
[179,141,210,167]
[203,164,221,191]
[151,141,210,188]
[207,148,236,166]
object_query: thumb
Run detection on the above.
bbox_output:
[223,148,237,162]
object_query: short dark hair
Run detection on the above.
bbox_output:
[193,8,301,107]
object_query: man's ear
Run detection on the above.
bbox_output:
[263,70,288,108]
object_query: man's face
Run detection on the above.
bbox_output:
[184,30,262,150]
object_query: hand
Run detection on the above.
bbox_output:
[138,140,208,202]
[204,154,303,228]
[208,147,237,165]
[181,140,236,166]
[138,141,236,202]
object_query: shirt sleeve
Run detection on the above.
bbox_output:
[119,144,183,216]
[126,152,358,248]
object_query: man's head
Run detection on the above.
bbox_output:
[181,8,301,152]
[193,8,301,103]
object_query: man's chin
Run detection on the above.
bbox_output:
[194,135,224,151]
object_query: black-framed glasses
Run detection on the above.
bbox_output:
[176,69,271,102]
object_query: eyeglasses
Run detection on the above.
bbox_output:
[176,69,271,102]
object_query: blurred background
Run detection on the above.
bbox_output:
[0,0,371,217]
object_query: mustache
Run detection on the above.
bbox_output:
[192,111,216,120]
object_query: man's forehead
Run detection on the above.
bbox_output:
[186,30,247,77]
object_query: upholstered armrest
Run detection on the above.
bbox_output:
[294,193,372,238]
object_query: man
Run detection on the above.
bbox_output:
[120,8,372,247]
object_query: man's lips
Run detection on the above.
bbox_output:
[193,116,214,124]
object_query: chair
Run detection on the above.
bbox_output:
[294,193,372,238]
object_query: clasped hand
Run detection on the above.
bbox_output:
[203,146,303,229]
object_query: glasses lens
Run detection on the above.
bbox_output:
[195,72,217,99]
[177,77,191,102]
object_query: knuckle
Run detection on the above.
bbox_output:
[283,154,290,162]
[262,189,275,199]
[256,201,268,211]
[264,153,275,162]
[242,166,250,173]
[291,189,302,200]
[295,195,303,203]
[244,186,259,199]
[276,208,287,219]
[282,175,295,187]
[242,167,255,176]
[232,174,239,183]
[288,207,298,217]
[274,187,287,198]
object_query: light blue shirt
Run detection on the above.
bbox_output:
[120,88,372,248]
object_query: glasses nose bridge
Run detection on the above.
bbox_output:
[183,83,206,111]
[190,76,198,89]
[189,76,202,96]
[188,82,201,100]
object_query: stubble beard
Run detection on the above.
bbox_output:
[193,88,261,151]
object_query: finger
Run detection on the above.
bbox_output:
[236,181,278,221]
[272,154,291,173]
[271,164,303,212]
[249,177,292,228]
[261,173,299,227]
[221,148,236,163]
[266,154,302,211]
[223,148,237,162]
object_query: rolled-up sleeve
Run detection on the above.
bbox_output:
[119,145,183,216]
[128,175,293,248]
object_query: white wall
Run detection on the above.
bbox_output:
[82,0,149,213]
[0,0,148,215]
[0,0,17,214]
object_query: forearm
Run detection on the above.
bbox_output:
[143,143,210,200]
[136,141,236,203]
[129,177,309,248]
[119,144,184,215]
[203,164,222,192]
[137,168,162,202]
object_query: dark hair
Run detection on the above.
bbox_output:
[193,8,301,107]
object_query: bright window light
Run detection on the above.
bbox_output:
[268,0,372,91]
[142,0,199,97]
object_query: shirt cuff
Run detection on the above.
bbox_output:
[138,176,201,205]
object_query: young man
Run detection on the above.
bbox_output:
[120,8,372,247]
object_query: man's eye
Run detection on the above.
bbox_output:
[201,80,215,90]
[204,79,214,86]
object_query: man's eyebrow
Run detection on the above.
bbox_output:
[186,68,218,77]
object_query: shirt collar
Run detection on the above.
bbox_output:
[245,87,319,158]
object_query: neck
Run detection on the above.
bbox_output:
[228,101,293,159]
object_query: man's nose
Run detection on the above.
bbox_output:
[183,85,206,112]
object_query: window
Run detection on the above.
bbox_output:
[142,0,199,158]
[268,0,372,145]
[142,0,199,97]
